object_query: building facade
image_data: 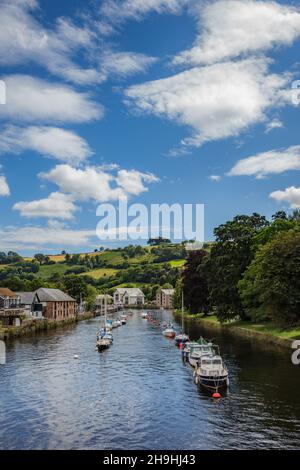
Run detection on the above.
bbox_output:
[156,289,175,309]
[34,288,77,321]
[113,288,145,306]
[0,288,24,326]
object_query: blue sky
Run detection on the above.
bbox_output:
[1,0,300,254]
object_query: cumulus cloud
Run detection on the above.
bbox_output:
[125,57,292,147]
[13,192,78,219]
[228,145,300,179]
[173,0,300,67]
[0,175,10,196]
[0,126,92,164]
[116,169,159,195]
[0,75,102,124]
[270,186,300,209]
[39,164,159,202]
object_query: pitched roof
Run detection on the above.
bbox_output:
[17,292,35,305]
[0,287,18,298]
[35,288,75,302]
[114,288,144,296]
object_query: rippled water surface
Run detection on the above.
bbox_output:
[1,310,300,450]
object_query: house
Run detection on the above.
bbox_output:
[0,288,21,309]
[17,292,43,318]
[34,288,77,321]
[0,288,24,326]
[113,288,145,306]
[156,288,175,309]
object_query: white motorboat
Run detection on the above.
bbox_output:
[141,311,148,318]
[112,319,122,328]
[194,354,229,394]
[162,322,176,338]
[120,314,127,324]
[188,341,215,368]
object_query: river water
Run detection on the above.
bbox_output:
[0,310,300,450]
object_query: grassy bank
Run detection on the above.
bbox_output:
[174,311,300,350]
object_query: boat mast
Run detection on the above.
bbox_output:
[104,293,107,326]
[181,290,184,334]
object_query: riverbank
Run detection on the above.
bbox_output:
[174,311,300,350]
[0,311,95,341]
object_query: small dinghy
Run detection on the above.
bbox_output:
[120,314,127,325]
[194,354,229,394]
[141,311,148,318]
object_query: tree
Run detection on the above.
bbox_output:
[239,231,300,325]
[207,213,269,321]
[182,250,209,314]
[63,276,88,303]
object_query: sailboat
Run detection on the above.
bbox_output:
[175,291,189,346]
[97,295,113,352]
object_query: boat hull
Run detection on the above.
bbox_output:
[163,331,176,338]
[195,374,229,391]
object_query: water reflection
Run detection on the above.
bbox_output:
[0,311,299,449]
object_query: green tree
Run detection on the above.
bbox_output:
[239,231,300,325]
[182,250,209,314]
[207,213,269,321]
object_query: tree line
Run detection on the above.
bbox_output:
[177,211,300,326]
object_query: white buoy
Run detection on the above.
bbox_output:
[74,355,79,359]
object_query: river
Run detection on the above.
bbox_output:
[0,310,300,450]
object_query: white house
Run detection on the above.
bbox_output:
[113,288,145,306]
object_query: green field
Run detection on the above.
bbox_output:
[79,268,119,279]
[38,263,72,279]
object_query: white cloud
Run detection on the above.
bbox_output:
[0,75,102,123]
[265,118,283,133]
[0,175,10,196]
[173,0,300,67]
[228,145,300,179]
[0,1,99,84]
[0,126,92,164]
[101,0,187,26]
[125,57,291,147]
[270,186,300,209]
[209,175,221,182]
[116,169,160,195]
[39,164,159,202]
[0,224,96,251]
[100,51,157,80]
[13,192,78,220]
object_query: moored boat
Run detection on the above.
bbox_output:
[175,291,189,346]
[112,318,122,328]
[194,354,229,394]
[162,322,176,338]
[188,340,215,368]
[141,311,148,318]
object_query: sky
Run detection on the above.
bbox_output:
[1,0,300,254]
